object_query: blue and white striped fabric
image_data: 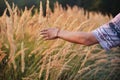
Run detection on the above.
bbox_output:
[92,13,120,50]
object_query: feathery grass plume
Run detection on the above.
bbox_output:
[6,16,17,70]
[0,50,6,62]
[21,41,25,73]
[15,48,28,58]
[5,0,13,19]
[45,56,51,80]
[63,15,72,26]
[80,50,91,68]
[53,13,64,26]
[12,5,20,33]
[68,18,78,31]
[0,9,7,42]
[39,63,45,79]
[78,19,90,31]
[46,0,51,21]
[39,0,44,24]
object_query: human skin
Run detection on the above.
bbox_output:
[40,28,99,46]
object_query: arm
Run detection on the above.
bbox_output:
[40,28,98,46]
[58,30,98,46]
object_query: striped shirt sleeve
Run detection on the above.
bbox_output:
[92,13,120,50]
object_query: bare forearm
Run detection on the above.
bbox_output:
[58,30,98,46]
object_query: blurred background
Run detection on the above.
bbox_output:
[0,0,120,17]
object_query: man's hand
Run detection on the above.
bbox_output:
[40,28,60,40]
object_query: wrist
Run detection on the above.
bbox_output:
[56,28,61,38]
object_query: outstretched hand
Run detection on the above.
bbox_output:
[40,28,60,40]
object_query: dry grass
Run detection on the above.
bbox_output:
[0,0,120,80]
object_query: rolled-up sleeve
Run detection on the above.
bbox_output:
[92,13,120,50]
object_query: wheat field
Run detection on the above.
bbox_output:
[0,0,120,80]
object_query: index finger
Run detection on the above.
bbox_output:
[40,29,48,32]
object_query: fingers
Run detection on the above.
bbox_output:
[40,31,47,35]
[42,35,51,40]
[40,29,48,32]
[40,28,51,32]
[41,32,49,38]
[42,34,48,38]
[40,29,49,36]
[44,37,50,40]
[43,37,49,40]
[40,29,50,40]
